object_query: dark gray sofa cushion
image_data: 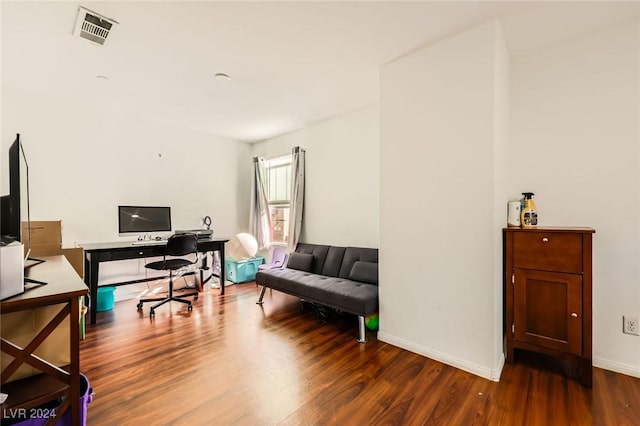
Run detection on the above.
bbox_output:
[295,243,329,275]
[256,268,378,316]
[338,247,379,282]
[349,261,378,285]
[321,246,346,277]
[286,252,314,272]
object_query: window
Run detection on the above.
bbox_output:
[265,155,292,244]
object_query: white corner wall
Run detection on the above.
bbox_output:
[379,21,508,380]
[509,20,640,377]
[251,105,380,248]
[492,22,510,380]
[0,6,3,164]
[1,86,252,247]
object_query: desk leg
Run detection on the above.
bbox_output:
[197,253,209,292]
[219,244,225,296]
[84,253,99,325]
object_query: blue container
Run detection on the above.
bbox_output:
[225,257,264,283]
[96,286,116,311]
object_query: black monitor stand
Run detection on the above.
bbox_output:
[24,256,47,287]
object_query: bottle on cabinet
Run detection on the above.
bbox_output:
[520,192,538,228]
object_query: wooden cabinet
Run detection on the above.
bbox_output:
[504,227,595,387]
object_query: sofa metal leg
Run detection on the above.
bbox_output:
[357,315,367,343]
[256,286,267,305]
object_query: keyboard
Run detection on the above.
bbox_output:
[131,239,167,246]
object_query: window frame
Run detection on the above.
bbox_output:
[264,154,292,245]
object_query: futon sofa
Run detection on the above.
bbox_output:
[255,243,379,342]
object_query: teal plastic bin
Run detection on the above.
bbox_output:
[97,286,116,311]
[225,257,264,283]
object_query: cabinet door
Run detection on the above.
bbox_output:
[514,269,583,356]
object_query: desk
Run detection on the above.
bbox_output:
[80,238,228,325]
[1,255,88,426]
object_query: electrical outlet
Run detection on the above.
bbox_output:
[623,315,639,336]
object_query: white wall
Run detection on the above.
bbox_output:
[251,104,379,248]
[1,86,252,245]
[379,21,508,380]
[1,85,252,284]
[509,21,640,377]
[0,5,3,170]
[493,22,511,380]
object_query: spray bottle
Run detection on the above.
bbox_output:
[520,192,538,228]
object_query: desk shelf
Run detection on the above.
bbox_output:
[1,369,69,412]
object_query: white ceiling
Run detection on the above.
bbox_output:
[2,1,638,143]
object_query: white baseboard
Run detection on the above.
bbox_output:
[378,333,639,381]
[593,357,640,378]
[378,332,504,382]
[493,352,505,381]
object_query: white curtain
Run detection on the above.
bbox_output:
[250,157,272,249]
[287,146,305,252]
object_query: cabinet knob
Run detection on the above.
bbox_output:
[542,237,549,243]
[571,312,578,318]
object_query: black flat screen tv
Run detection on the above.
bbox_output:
[118,206,172,236]
[1,134,25,246]
[1,134,45,285]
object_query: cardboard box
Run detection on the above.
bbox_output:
[29,243,63,257]
[63,247,84,278]
[22,220,62,245]
[20,220,83,278]
[22,220,63,257]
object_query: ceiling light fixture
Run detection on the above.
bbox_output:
[214,73,231,82]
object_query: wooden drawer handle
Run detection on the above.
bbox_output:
[542,237,549,243]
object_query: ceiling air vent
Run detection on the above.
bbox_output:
[73,7,118,45]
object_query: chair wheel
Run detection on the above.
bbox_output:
[137,303,142,310]
[188,305,193,312]
[150,309,155,316]
[194,295,199,301]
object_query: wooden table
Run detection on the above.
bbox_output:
[1,255,88,426]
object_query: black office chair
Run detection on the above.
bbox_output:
[137,233,199,316]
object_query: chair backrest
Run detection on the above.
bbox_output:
[165,233,198,258]
[271,246,287,265]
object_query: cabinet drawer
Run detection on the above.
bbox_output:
[109,247,160,261]
[513,232,583,273]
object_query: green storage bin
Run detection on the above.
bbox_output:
[225,257,264,283]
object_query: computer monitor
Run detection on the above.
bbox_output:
[118,206,171,236]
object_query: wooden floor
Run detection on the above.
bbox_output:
[81,283,640,425]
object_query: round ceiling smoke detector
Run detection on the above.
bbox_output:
[214,73,231,82]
